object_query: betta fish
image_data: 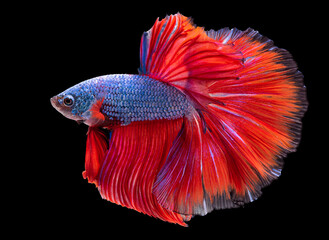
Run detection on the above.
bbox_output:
[51,13,307,226]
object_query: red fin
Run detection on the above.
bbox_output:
[146,15,307,215]
[83,98,107,126]
[83,127,109,186]
[154,112,243,215]
[139,13,243,110]
[89,99,105,119]
[153,115,205,214]
[96,120,191,226]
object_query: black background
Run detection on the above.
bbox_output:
[18,1,322,238]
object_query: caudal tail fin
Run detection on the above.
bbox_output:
[139,13,307,215]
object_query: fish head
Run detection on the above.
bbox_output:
[50,83,95,124]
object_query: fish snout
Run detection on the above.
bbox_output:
[50,96,60,110]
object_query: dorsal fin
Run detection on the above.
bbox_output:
[139,13,243,111]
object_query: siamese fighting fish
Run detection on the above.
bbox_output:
[51,13,307,226]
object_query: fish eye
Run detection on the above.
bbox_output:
[63,95,74,107]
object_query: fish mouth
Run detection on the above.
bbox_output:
[50,96,59,110]
[76,120,85,125]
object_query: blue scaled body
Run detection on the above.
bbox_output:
[58,74,191,126]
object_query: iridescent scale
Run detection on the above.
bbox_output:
[84,74,190,125]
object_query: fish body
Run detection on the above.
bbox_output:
[51,14,307,226]
[51,74,190,127]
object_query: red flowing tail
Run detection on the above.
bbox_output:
[84,13,307,225]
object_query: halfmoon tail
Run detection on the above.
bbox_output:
[139,14,307,215]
